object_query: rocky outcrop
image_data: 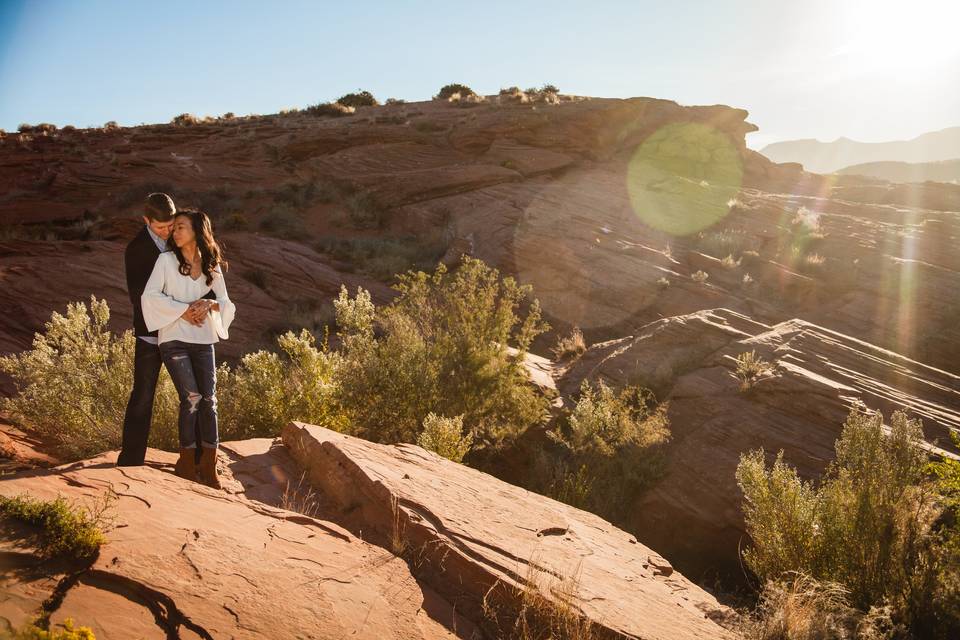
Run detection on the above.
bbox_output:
[560,308,960,579]
[282,422,735,640]
[0,443,472,639]
[0,429,736,639]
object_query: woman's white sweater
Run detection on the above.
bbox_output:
[142,252,236,345]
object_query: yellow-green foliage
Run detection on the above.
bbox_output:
[217,329,345,440]
[735,350,774,390]
[0,297,179,460]
[544,380,669,516]
[0,493,111,560]
[550,327,587,360]
[416,413,473,463]
[14,618,96,639]
[334,257,549,448]
[737,408,958,636]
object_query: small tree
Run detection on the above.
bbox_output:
[435,83,476,100]
[337,90,378,108]
[417,413,473,463]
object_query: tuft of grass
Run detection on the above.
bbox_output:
[738,572,899,640]
[656,276,671,289]
[734,350,773,391]
[691,270,709,283]
[721,254,742,269]
[258,205,306,239]
[0,492,114,560]
[280,472,323,519]
[551,327,587,361]
[389,494,408,557]
[482,562,597,640]
[344,192,387,229]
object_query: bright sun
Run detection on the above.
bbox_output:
[840,0,960,69]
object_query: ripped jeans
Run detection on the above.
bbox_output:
[159,340,219,450]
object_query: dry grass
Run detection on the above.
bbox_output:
[551,327,587,360]
[280,472,323,519]
[482,560,597,640]
[739,573,899,640]
[389,494,408,557]
[692,270,709,283]
[721,254,742,269]
[734,350,773,391]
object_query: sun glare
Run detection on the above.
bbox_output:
[840,0,960,69]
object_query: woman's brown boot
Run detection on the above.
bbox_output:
[174,448,197,481]
[199,446,222,489]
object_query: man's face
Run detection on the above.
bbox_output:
[143,216,174,240]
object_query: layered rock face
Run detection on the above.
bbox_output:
[2,96,959,374]
[0,433,735,639]
[559,308,960,578]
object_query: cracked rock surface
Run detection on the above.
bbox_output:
[0,445,473,639]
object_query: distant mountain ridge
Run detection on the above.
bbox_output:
[761,126,960,174]
[836,158,960,184]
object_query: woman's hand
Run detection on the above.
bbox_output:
[181,300,214,327]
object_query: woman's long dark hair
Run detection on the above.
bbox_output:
[168,209,227,286]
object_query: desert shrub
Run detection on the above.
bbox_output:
[656,276,670,289]
[416,413,473,463]
[721,254,741,269]
[18,123,33,133]
[103,120,119,130]
[543,380,669,517]
[314,232,448,280]
[217,330,345,440]
[385,98,405,105]
[334,257,550,448]
[734,350,773,390]
[737,407,958,636]
[258,204,306,239]
[343,191,386,229]
[435,83,476,100]
[0,492,113,560]
[691,270,709,283]
[171,113,199,126]
[222,112,235,120]
[305,102,355,117]
[551,327,587,360]
[337,90,378,108]
[739,572,900,640]
[13,617,97,639]
[0,297,179,460]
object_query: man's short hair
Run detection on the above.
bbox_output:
[144,192,176,222]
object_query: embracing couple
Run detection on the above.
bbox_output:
[115,192,236,490]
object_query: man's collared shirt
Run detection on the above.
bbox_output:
[138,225,170,345]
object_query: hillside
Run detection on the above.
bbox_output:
[760,126,960,174]
[836,158,960,184]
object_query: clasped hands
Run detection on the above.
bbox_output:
[181,299,217,327]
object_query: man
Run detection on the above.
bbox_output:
[117,193,209,467]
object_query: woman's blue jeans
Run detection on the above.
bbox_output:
[159,340,219,450]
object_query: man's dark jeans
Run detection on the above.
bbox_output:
[117,339,162,466]
[159,340,219,450]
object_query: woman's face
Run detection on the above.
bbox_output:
[172,215,196,248]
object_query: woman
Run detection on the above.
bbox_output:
[142,208,235,489]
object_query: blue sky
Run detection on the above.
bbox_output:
[2,0,958,149]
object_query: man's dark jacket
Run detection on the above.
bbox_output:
[125,226,163,338]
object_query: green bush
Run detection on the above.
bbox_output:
[417,413,473,463]
[0,492,112,560]
[543,380,669,517]
[334,257,549,448]
[737,407,958,636]
[337,90,378,108]
[258,204,306,239]
[0,297,179,460]
[217,330,345,440]
[435,83,476,100]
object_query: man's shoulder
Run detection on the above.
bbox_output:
[125,227,151,254]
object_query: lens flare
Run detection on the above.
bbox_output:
[626,122,744,237]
